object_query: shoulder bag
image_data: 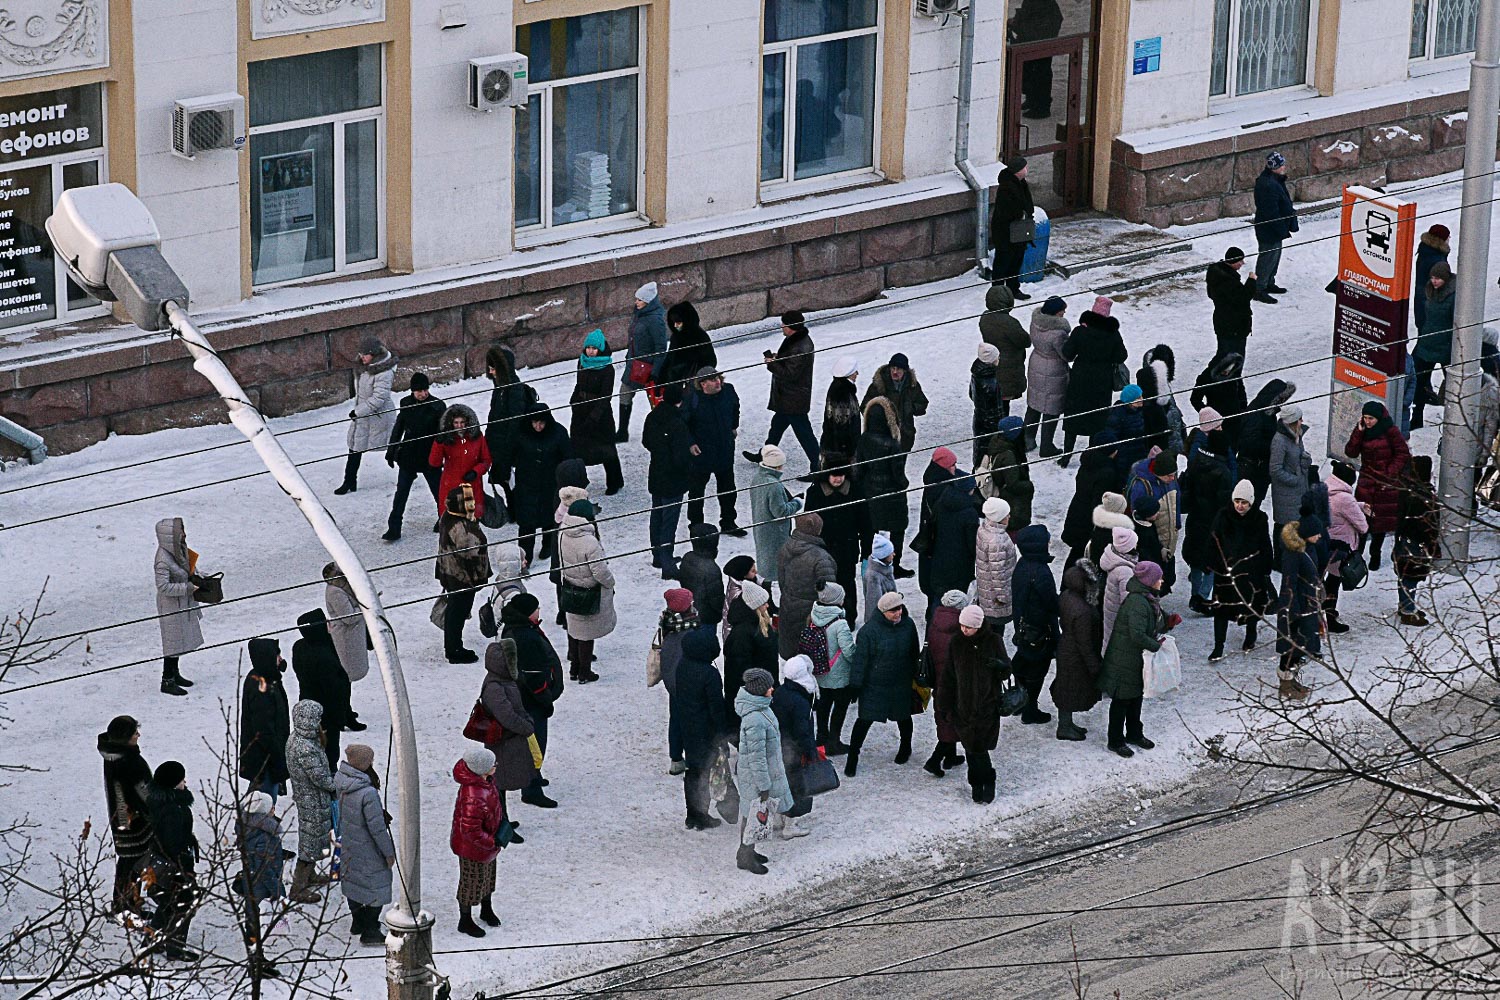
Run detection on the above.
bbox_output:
[1008,218,1037,244]
[646,629,663,687]
[191,572,224,604]
[557,547,603,616]
[463,699,505,744]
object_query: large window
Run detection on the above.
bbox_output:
[0,84,107,331]
[515,9,642,233]
[1411,0,1481,61]
[249,45,384,287]
[761,0,880,186]
[1211,0,1311,100]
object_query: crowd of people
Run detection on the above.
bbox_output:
[107,169,1481,962]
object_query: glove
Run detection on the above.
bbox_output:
[349,410,357,419]
[527,734,543,770]
[385,452,396,468]
[463,471,478,483]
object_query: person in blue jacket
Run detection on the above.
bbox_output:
[618,281,668,441]
[683,366,744,535]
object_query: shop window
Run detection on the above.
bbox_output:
[248,45,384,287]
[1210,0,1311,100]
[1411,0,1481,61]
[0,84,106,332]
[515,9,642,233]
[761,0,880,186]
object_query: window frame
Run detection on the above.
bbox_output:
[758,10,884,197]
[246,47,388,290]
[1409,0,1480,68]
[1209,0,1319,108]
[513,10,648,243]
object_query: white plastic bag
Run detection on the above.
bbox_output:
[1143,635,1181,698]
[742,795,774,845]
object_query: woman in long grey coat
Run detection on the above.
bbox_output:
[748,447,801,584]
[323,564,370,682]
[557,499,617,681]
[480,638,539,803]
[335,744,395,946]
[285,700,334,902]
[154,517,202,696]
[336,335,398,495]
[1025,297,1071,456]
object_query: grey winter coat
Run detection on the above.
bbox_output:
[862,556,897,626]
[777,530,838,659]
[324,580,369,683]
[1026,310,1072,415]
[973,519,1018,620]
[480,639,538,791]
[347,350,398,452]
[154,517,203,658]
[335,762,395,908]
[749,464,802,583]
[734,688,794,815]
[1099,541,1138,647]
[558,514,617,641]
[286,700,335,863]
[1269,421,1312,525]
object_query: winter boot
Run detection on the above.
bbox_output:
[1108,743,1135,758]
[521,787,558,809]
[922,748,946,777]
[1020,701,1052,725]
[669,759,687,776]
[822,739,849,757]
[1278,676,1311,701]
[334,454,360,495]
[289,861,322,904]
[447,648,479,664]
[1055,712,1087,741]
[843,751,860,778]
[479,896,501,928]
[1242,623,1259,651]
[381,526,401,542]
[720,520,749,538]
[1126,734,1156,750]
[615,401,632,443]
[943,752,966,769]
[160,677,188,696]
[980,769,997,804]
[894,741,912,765]
[458,906,485,938]
[686,812,721,831]
[1400,610,1431,627]
[775,815,810,840]
[1208,646,1226,662]
[736,844,768,875]
[358,906,385,946]
[1326,610,1350,634]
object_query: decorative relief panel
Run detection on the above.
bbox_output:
[252,0,386,40]
[0,0,109,83]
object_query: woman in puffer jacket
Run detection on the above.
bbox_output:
[1025,296,1071,456]
[973,498,1017,644]
[450,746,502,938]
[285,700,334,903]
[1099,526,1139,646]
[1322,462,1369,634]
[734,669,797,874]
[809,584,856,754]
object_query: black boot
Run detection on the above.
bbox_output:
[479,896,501,927]
[894,741,912,765]
[615,402,632,443]
[334,453,360,495]
[923,748,945,777]
[458,906,485,938]
[844,751,860,777]
[736,844,768,875]
[357,906,384,946]
[1020,690,1051,725]
[521,787,558,809]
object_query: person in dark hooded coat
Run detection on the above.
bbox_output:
[983,415,1034,530]
[678,524,726,628]
[383,373,447,541]
[939,608,1006,803]
[979,284,1031,407]
[145,760,201,961]
[916,447,960,595]
[820,369,863,461]
[479,640,538,823]
[292,609,350,772]
[484,346,537,488]
[644,384,696,576]
[1061,431,1122,564]
[429,403,493,520]
[240,638,291,795]
[662,302,718,390]
[929,474,981,597]
[1190,352,1250,442]
[98,715,153,915]
[1179,429,1235,613]
[802,465,874,626]
[511,404,572,563]
[500,594,564,809]
[1209,480,1273,660]
[571,329,625,495]
[1052,560,1103,741]
[1236,378,1296,506]
[673,627,731,830]
[854,396,910,568]
[1061,298,1128,452]
[1009,524,1059,725]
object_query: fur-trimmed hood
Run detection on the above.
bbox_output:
[1420,231,1450,255]
[862,395,901,439]
[439,403,482,442]
[358,349,397,375]
[1280,521,1306,553]
[1092,505,1135,532]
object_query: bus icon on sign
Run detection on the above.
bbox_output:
[1364,210,1392,254]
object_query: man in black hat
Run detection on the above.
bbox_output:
[989,157,1036,299]
[1206,246,1259,361]
[748,311,819,469]
[382,372,447,541]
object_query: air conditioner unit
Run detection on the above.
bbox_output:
[468,54,529,111]
[914,0,970,18]
[171,94,244,160]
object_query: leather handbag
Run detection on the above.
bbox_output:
[629,359,655,387]
[558,547,603,615]
[997,677,1029,717]
[1008,218,1037,244]
[480,488,508,529]
[463,699,505,744]
[1339,547,1369,590]
[800,758,841,797]
[191,572,224,604]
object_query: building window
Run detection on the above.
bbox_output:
[1411,0,1481,60]
[0,84,107,331]
[515,9,643,233]
[761,0,880,186]
[1211,0,1312,99]
[248,45,384,288]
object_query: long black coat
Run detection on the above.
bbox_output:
[1206,261,1255,341]
[1061,445,1120,551]
[929,479,981,596]
[1190,354,1250,439]
[485,347,536,484]
[820,378,862,460]
[570,365,619,466]
[672,628,730,766]
[1179,445,1234,568]
[1062,312,1128,436]
[678,529,725,627]
[1010,525,1060,681]
[98,734,153,857]
[772,682,818,772]
[852,398,909,535]
[662,303,718,388]
[723,598,779,720]
[643,401,695,497]
[1236,379,1291,494]
[386,393,447,471]
[682,382,740,474]
[146,784,198,871]
[848,611,920,723]
[941,626,1006,752]
[1052,562,1102,712]
[291,609,349,737]
[1209,504,1273,621]
[500,602,565,719]
[239,638,290,785]
[768,330,815,416]
[803,477,874,576]
[511,406,572,530]
[989,170,1035,248]
[916,461,956,596]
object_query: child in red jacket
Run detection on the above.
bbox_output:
[451,747,502,937]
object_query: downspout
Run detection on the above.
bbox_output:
[0,415,46,464]
[955,0,991,277]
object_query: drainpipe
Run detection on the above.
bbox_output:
[954,0,991,278]
[0,415,46,464]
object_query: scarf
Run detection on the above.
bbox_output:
[579,329,612,370]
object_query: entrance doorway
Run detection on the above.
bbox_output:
[1003,0,1099,214]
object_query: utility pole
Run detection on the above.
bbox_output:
[1437,1,1500,567]
[954,0,992,276]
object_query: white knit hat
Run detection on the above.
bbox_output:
[740,578,770,611]
[1232,479,1255,504]
[982,497,1011,523]
[635,281,658,302]
[462,746,496,775]
[760,445,786,469]
[832,355,859,379]
[958,605,985,629]
[243,790,274,816]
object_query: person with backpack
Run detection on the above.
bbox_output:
[807,582,856,755]
[941,605,1007,803]
[844,591,921,778]
[500,593,564,809]
[723,579,779,721]
[981,416,1033,531]
[922,591,968,778]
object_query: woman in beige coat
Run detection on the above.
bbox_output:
[323,563,370,732]
[557,498,616,683]
[154,517,202,696]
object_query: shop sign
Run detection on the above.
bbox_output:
[0,84,104,166]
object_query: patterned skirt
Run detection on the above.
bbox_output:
[456,857,496,906]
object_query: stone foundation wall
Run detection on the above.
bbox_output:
[1108,92,1485,228]
[0,191,978,456]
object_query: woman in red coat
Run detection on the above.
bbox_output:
[430,403,493,520]
[1343,401,1410,571]
[922,592,967,777]
[450,746,502,937]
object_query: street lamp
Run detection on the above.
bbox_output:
[46,183,436,1000]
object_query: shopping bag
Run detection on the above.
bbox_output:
[743,796,774,844]
[430,595,448,630]
[1143,635,1181,698]
[646,629,663,687]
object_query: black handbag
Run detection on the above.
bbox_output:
[191,572,224,604]
[478,591,500,638]
[800,758,841,797]
[1339,548,1369,590]
[997,678,1029,717]
[1013,618,1048,652]
[480,488,508,529]
[559,580,602,616]
[1008,218,1036,244]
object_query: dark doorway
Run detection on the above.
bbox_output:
[1003,0,1099,215]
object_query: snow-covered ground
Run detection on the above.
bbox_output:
[2,168,1497,997]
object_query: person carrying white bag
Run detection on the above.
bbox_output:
[1098,561,1181,759]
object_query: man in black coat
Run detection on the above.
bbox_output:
[803,463,875,625]
[145,760,200,961]
[1205,247,1258,361]
[501,594,565,809]
[989,157,1036,299]
[239,637,291,797]
[1252,151,1297,302]
[683,367,744,535]
[291,609,349,772]
[382,373,446,541]
[511,403,572,563]
[644,384,697,578]
[485,345,537,489]
[670,627,731,830]
[753,312,819,469]
[678,523,726,628]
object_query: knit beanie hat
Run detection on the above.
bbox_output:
[635,281,658,302]
[1134,561,1164,588]
[568,498,596,521]
[243,790,274,816]
[409,372,430,391]
[106,715,139,742]
[958,605,985,628]
[781,310,806,327]
[664,588,694,613]
[742,668,775,696]
[1041,296,1067,315]
[153,760,186,788]
[1266,150,1287,170]
[817,581,846,606]
[345,744,376,771]
[1119,384,1143,404]
[941,590,969,608]
[1361,400,1388,420]
[759,444,787,469]
[1101,492,1127,515]
[358,334,383,355]
[1330,460,1358,486]
[977,342,1000,365]
[877,591,905,613]
[724,554,756,581]
[890,353,910,370]
[871,532,895,560]
[739,579,770,611]
[1428,224,1451,241]
[982,497,1011,523]
[1280,404,1304,426]
[508,593,540,619]
[1152,450,1179,477]
[999,415,1025,440]
[1092,295,1113,317]
[1111,526,1137,552]
[1134,495,1160,520]
[463,746,496,775]
[1232,479,1256,503]
[1299,515,1326,540]
[1224,247,1246,263]
[932,447,959,471]
[795,512,823,536]
[1198,406,1223,432]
